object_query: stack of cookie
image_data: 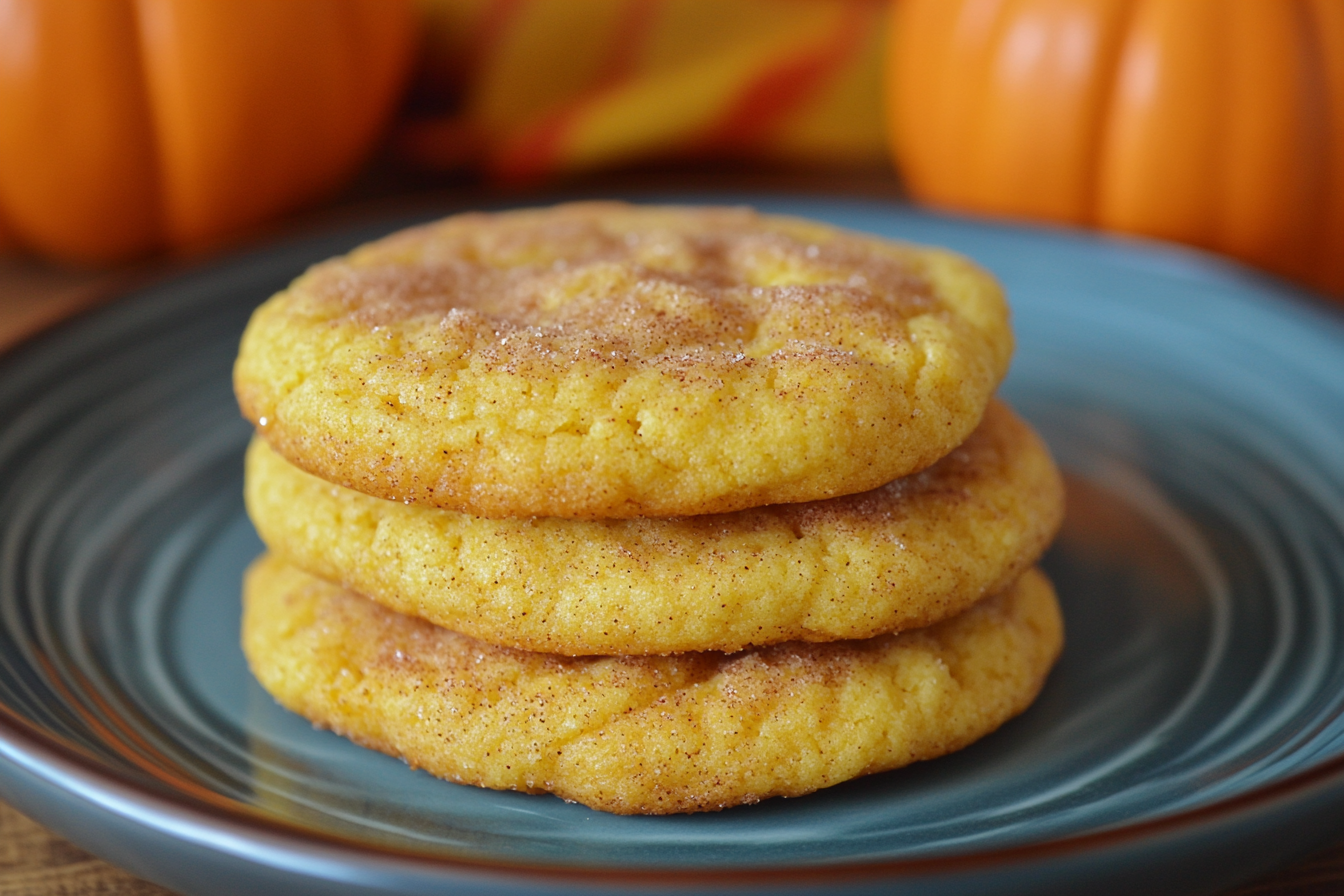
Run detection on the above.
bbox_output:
[233,203,1064,815]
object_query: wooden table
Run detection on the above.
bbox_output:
[3,221,1344,896]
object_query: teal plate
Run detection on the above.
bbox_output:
[3,198,1344,895]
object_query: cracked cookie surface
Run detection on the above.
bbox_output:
[242,556,1062,814]
[234,202,1013,519]
[245,401,1063,655]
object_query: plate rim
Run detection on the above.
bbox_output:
[5,691,1344,888]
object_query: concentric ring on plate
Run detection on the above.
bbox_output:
[233,202,1013,519]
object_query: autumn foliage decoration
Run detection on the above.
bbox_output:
[400,0,890,181]
[888,0,1344,297]
[0,0,417,264]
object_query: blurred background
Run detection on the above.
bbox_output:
[0,1,1342,892]
[2,0,1341,350]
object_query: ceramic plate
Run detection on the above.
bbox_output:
[3,199,1344,896]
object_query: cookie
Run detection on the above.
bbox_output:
[242,556,1063,815]
[234,202,1013,519]
[245,401,1063,655]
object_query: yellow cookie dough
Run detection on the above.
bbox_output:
[245,401,1063,655]
[234,202,1013,519]
[243,556,1063,815]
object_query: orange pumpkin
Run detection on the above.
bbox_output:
[0,0,416,265]
[888,0,1344,298]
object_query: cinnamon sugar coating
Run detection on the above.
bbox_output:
[245,401,1063,655]
[234,203,1013,519]
[242,556,1062,815]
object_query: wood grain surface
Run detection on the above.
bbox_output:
[2,222,1344,896]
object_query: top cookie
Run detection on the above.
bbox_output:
[234,203,1013,519]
